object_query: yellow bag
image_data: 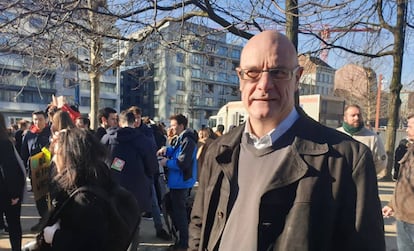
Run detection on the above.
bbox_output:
[30,147,51,201]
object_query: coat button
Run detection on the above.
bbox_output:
[218,211,224,218]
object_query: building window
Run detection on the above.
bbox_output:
[176,52,185,63]
[206,56,214,67]
[154,81,159,90]
[100,98,116,108]
[231,49,241,59]
[217,72,227,82]
[191,40,202,50]
[205,43,215,52]
[192,82,201,93]
[205,97,213,106]
[176,80,185,91]
[192,54,202,65]
[232,61,239,70]
[174,108,185,114]
[231,87,239,96]
[192,95,200,105]
[229,74,238,84]
[192,69,201,78]
[217,46,228,56]
[217,85,225,95]
[176,95,184,104]
[205,71,215,81]
[176,66,184,77]
[218,98,226,107]
[217,58,227,69]
[205,84,214,94]
[143,95,149,104]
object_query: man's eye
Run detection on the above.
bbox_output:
[269,69,288,77]
[245,70,261,78]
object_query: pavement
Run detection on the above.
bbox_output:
[0,181,398,251]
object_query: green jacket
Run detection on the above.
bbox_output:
[189,114,385,251]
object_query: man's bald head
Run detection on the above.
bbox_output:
[240,31,298,69]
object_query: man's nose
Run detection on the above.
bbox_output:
[256,72,274,90]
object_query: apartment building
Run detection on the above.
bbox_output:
[0,6,120,125]
[121,21,242,130]
[0,52,119,125]
[0,52,55,124]
[298,54,336,96]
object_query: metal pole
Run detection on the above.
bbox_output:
[374,74,382,132]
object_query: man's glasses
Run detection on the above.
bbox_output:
[236,66,301,81]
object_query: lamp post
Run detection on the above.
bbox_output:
[374,74,382,132]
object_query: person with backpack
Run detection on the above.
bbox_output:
[32,128,140,251]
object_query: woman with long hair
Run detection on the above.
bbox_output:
[33,128,139,251]
[50,109,75,134]
[0,112,25,251]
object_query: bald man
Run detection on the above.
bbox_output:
[189,31,385,251]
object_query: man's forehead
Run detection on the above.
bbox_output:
[241,48,295,69]
[33,114,45,119]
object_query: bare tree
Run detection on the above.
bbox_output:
[0,1,411,168]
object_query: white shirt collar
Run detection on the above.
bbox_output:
[244,108,299,149]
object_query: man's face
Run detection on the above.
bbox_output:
[344,107,362,128]
[169,119,184,136]
[32,114,47,131]
[103,113,118,128]
[75,118,85,129]
[407,117,414,141]
[238,32,302,124]
[133,113,142,128]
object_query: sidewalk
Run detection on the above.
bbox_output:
[0,181,397,251]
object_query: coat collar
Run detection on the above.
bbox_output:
[214,115,329,182]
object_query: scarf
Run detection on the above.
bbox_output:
[29,124,41,134]
[342,121,364,135]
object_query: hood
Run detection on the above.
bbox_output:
[179,128,198,143]
[116,127,140,143]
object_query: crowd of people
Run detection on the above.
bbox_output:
[0,30,414,251]
[1,97,227,251]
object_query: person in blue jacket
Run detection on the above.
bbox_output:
[157,114,197,251]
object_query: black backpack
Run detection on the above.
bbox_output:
[74,185,141,251]
[33,184,140,251]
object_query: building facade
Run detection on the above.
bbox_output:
[121,21,242,130]
[0,52,55,124]
[0,52,120,125]
[298,54,336,96]
[334,64,378,122]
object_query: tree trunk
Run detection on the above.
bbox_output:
[87,0,104,130]
[89,71,101,129]
[89,37,103,129]
[285,0,300,105]
[383,0,406,180]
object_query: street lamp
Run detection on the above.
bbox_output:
[374,74,383,132]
